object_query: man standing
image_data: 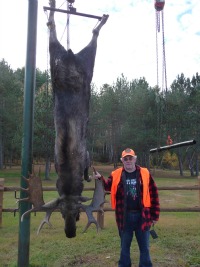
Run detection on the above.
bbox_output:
[93,148,160,267]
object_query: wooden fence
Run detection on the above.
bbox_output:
[0,178,200,228]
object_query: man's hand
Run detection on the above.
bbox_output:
[92,170,102,180]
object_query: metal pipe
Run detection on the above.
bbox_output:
[17,1,38,266]
[43,6,102,20]
[150,140,196,153]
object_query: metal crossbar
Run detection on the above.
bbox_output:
[150,140,196,153]
[43,6,102,20]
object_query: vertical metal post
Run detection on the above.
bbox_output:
[17,1,38,266]
[198,176,200,206]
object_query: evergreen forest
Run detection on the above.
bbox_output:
[0,59,200,176]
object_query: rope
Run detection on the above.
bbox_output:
[60,24,68,43]
[45,0,71,48]
[58,1,67,9]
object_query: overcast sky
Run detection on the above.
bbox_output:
[0,0,199,89]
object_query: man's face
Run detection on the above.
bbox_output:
[122,156,136,171]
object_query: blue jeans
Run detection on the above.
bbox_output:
[118,211,152,267]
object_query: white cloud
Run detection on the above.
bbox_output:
[0,0,199,89]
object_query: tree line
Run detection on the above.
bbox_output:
[0,59,199,176]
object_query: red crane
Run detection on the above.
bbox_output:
[154,0,165,11]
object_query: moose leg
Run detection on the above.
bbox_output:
[77,14,109,83]
[92,15,109,42]
[47,0,57,43]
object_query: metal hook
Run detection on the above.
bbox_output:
[13,208,18,217]
[14,190,20,200]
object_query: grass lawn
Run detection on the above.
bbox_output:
[0,165,200,267]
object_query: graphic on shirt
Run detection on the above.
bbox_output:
[126,178,137,200]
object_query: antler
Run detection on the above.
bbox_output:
[37,209,53,235]
[20,207,35,222]
[36,197,62,234]
[17,172,46,223]
[81,168,105,233]
[18,171,106,236]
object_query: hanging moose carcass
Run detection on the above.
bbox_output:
[18,0,108,238]
[44,0,108,238]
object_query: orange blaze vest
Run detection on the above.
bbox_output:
[110,167,151,209]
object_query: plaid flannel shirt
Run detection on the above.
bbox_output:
[102,165,160,231]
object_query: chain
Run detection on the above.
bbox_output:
[161,10,167,92]
[155,11,159,87]
[156,11,160,33]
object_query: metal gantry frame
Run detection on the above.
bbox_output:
[17,1,106,266]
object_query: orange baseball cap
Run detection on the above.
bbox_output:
[121,148,136,158]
